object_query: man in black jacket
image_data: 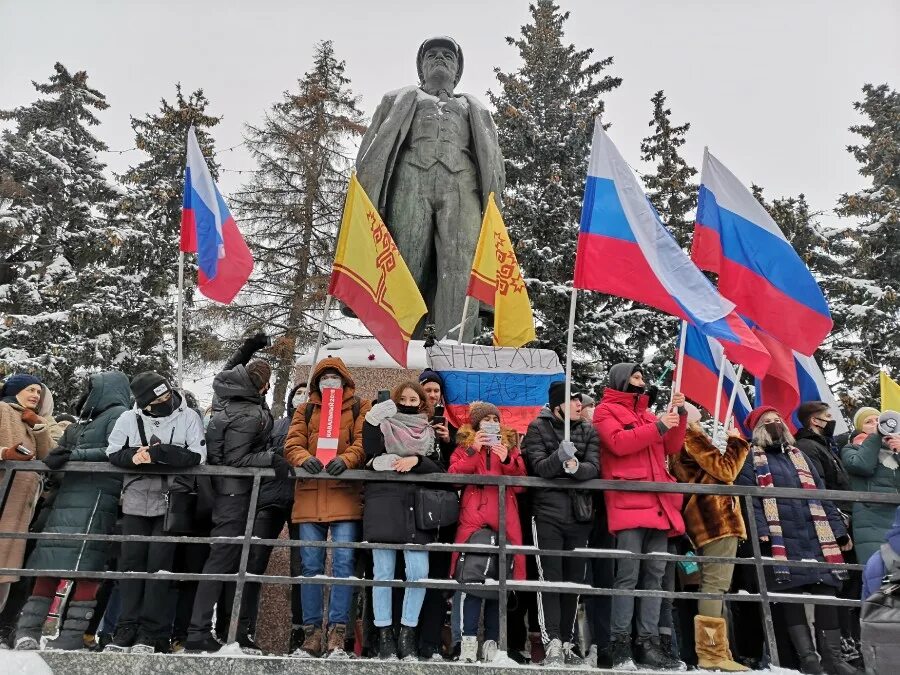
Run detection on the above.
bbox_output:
[184,335,294,653]
[522,381,600,666]
[796,401,852,511]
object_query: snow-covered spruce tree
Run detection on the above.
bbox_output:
[117,85,223,368]
[0,63,166,405]
[634,90,698,374]
[490,0,625,389]
[224,41,366,416]
[835,84,900,404]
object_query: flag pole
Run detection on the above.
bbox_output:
[304,294,334,399]
[724,364,745,432]
[673,320,687,399]
[563,287,578,442]
[176,251,185,390]
[712,356,727,441]
[457,296,471,344]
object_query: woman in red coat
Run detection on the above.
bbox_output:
[593,362,687,671]
[449,401,526,663]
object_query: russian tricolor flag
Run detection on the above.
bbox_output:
[426,343,564,434]
[180,127,253,304]
[574,120,771,378]
[676,323,752,433]
[693,149,832,356]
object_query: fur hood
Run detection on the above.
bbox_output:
[455,423,518,450]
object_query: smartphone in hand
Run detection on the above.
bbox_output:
[431,404,445,426]
[481,421,501,446]
[377,389,390,403]
[15,445,34,457]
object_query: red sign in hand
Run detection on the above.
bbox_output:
[316,387,343,464]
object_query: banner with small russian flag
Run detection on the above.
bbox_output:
[693,149,832,356]
[574,120,771,378]
[676,323,752,433]
[426,343,564,434]
[180,127,253,304]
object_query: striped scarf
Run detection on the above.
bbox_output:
[751,444,847,583]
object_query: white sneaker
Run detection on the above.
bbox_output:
[130,643,155,655]
[460,636,478,663]
[480,639,498,662]
[14,637,39,651]
[544,638,564,666]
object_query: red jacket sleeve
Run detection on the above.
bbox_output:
[663,414,688,455]
[449,445,482,475]
[595,406,663,457]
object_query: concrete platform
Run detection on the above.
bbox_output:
[8,650,671,675]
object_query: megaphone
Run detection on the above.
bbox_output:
[878,410,900,437]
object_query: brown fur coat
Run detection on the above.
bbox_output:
[671,427,748,548]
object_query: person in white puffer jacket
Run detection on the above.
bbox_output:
[104,372,206,654]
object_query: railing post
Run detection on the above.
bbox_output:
[742,493,779,667]
[227,472,262,645]
[0,463,15,514]
[498,481,508,653]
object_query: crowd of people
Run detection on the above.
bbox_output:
[1,334,898,674]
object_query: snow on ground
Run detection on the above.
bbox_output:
[4,652,53,675]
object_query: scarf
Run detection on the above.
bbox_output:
[752,443,847,583]
[380,412,435,458]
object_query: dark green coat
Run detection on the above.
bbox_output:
[27,371,130,573]
[842,432,900,564]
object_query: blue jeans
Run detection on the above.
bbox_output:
[463,594,499,640]
[372,549,428,628]
[298,521,359,627]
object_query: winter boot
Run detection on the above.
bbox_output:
[183,635,223,653]
[460,635,478,663]
[104,625,138,653]
[481,638,498,662]
[529,631,545,664]
[543,637,564,666]
[292,624,323,658]
[694,615,750,672]
[44,600,96,651]
[237,633,262,655]
[609,633,637,671]
[397,625,417,661]
[563,641,584,665]
[377,626,397,660]
[787,625,825,674]
[325,624,348,659]
[635,636,687,671]
[14,596,51,648]
[816,629,863,675]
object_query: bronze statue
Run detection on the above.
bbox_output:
[356,36,505,341]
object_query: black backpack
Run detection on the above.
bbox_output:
[861,543,900,673]
[454,527,513,598]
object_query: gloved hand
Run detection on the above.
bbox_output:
[0,446,34,461]
[365,399,397,426]
[245,333,270,351]
[302,456,324,475]
[556,440,576,461]
[272,453,295,480]
[20,410,44,428]
[43,447,73,470]
[326,457,347,476]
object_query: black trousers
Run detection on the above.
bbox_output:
[240,505,295,635]
[418,548,451,650]
[533,517,591,643]
[586,504,614,651]
[118,514,178,640]
[781,582,840,630]
[188,494,250,640]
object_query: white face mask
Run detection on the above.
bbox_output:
[319,376,342,392]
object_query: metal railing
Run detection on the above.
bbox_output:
[1,460,898,666]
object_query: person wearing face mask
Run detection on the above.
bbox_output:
[184,336,291,654]
[284,358,369,659]
[14,372,131,652]
[842,408,900,567]
[362,381,445,661]
[737,406,856,675]
[795,402,853,514]
[594,363,687,672]
[523,380,600,667]
[102,372,205,654]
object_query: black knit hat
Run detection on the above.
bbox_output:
[130,371,170,409]
[548,381,581,410]
[418,369,444,388]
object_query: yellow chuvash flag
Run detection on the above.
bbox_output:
[329,175,427,367]
[882,371,900,412]
[466,194,536,347]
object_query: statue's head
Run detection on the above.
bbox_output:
[417,36,464,88]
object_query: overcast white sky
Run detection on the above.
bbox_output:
[2,0,898,225]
